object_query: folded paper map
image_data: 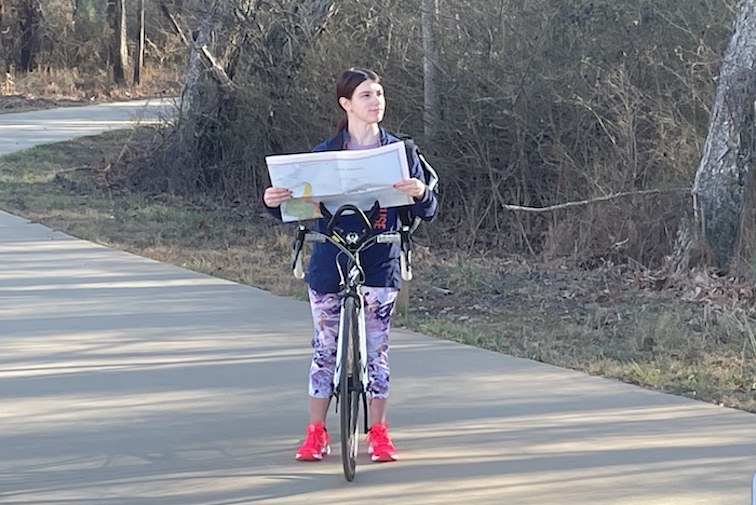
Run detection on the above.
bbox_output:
[266,141,413,222]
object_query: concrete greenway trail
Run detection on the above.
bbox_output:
[0,100,754,505]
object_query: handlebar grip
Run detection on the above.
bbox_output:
[291,225,306,279]
[293,252,305,279]
[292,232,327,279]
[400,249,413,281]
[375,233,401,244]
[305,233,327,243]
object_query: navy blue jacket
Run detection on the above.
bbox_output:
[266,128,438,293]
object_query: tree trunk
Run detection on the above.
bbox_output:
[179,0,220,123]
[421,0,440,146]
[396,0,439,316]
[108,0,129,85]
[18,0,41,72]
[679,0,756,272]
[0,1,4,72]
[133,0,145,85]
[174,0,337,195]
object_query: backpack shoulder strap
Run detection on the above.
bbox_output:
[389,132,439,233]
[391,133,439,192]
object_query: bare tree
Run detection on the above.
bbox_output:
[178,0,337,132]
[178,0,227,123]
[107,0,128,84]
[421,0,440,145]
[133,0,145,84]
[674,0,756,272]
[159,0,188,46]
[0,0,5,69]
[18,0,41,71]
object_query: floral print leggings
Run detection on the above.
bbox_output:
[307,286,398,399]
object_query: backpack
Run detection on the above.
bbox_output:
[398,136,439,234]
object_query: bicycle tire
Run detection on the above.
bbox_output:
[340,296,360,481]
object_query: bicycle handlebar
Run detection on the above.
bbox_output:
[291,202,413,282]
[320,201,381,238]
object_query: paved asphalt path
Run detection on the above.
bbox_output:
[0,98,175,153]
[0,100,755,504]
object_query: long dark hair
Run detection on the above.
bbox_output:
[335,68,381,132]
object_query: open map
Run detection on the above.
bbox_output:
[266,141,413,222]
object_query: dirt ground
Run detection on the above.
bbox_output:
[0,93,174,113]
[0,95,90,113]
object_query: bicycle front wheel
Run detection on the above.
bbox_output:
[340,296,360,481]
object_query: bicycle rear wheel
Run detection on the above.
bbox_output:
[340,296,360,481]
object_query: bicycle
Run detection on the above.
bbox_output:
[291,201,413,481]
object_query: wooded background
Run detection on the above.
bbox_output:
[3,0,754,272]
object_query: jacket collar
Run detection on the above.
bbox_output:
[323,127,391,151]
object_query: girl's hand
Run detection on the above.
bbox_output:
[393,178,426,198]
[264,187,293,207]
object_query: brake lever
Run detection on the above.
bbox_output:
[366,200,381,226]
[319,202,333,220]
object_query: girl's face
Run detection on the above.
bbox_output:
[340,79,385,126]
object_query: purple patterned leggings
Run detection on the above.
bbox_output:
[307,286,398,399]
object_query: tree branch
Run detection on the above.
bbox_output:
[198,44,233,87]
[159,1,189,46]
[502,188,691,213]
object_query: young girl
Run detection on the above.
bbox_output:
[264,68,438,462]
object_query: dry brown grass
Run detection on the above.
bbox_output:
[1,125,755,413]
[0,67,182,114]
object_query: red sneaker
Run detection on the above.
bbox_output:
[366,423,398,462]
[295,422,331,461]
